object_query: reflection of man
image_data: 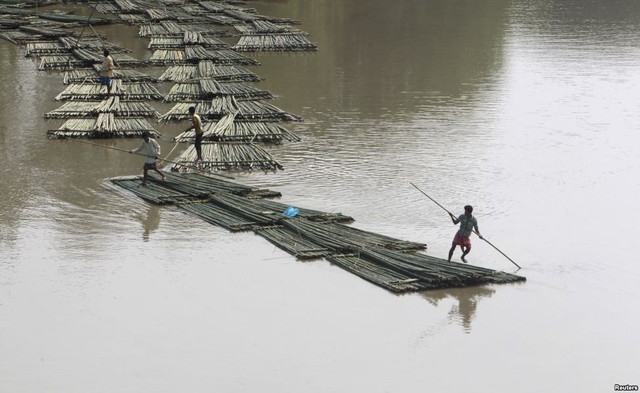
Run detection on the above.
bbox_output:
[421,287,495,333]
[139,205,161,241]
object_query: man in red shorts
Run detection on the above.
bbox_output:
[447,205,483,263]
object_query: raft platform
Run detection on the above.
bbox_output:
[110,172,526,293]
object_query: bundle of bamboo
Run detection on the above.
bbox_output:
[45,99,161,118]
[55,81,163,100]
[159,96,301,122]
[38,55,83,70]
[233,20,300,35]
[62,68,157,84]
[158,61,261,82]
[25,41,65,56]
[233,34,318,52]
[172,142,283,171]
[164,79,273,101]
[175,114,300,143]
[48,116,158,139]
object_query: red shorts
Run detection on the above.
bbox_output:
[453,233,471,249]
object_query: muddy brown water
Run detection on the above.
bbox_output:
[1,1,639,392]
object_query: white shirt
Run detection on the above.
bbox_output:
[132,138,161,164]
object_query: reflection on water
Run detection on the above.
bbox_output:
[421,287,496,334]
[1,0,640,391]
[136,205,161,242]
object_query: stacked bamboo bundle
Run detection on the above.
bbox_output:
[138,24,169,36]
[48,116,158,139]
[149,49,185,65]
[38,55,83,70]
[158,61,261,82]
[19,24,71,38]
[329,248,525,292]
[164,79,273,101]
[25,41,65,56]
[63,68,156,84]
[159,96,302,122]
[205,14,239,26]
[175,113,300,143]
[234,20,299,35]
[55,81,163,100]
[223,8,260,22]
[233,34,318,52]
[172,142,283,171]
[45,98,161,118]
[58,36,130,53]
[114,0,147,13]
[0,31,37,45]
[72,48,145,67]
[207,48,260,65]
[119,14,149,24]
[145,8,175,21]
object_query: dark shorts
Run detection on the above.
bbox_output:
[453,232,472,249]
[143,162,157,170]
[195,133,203,150]
[100,76,112,86]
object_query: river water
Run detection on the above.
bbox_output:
[1,1,639,392]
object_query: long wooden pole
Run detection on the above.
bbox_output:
[71,138,235,180]
[410,182,521,269]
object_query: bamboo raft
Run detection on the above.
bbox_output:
[157,61,261,82]
[138,21,230,37]
[48,115,158,139]
[55,81,163,101]
[172,142,283,172]
[233,20,303,35]
[147,33,229,49]
[164,80,274,101]
[45,97,161,119]
[109,172,526,293]
[159,96,302,122]
[233,34,318,52]
[62,68,157,84]
[175,113,300,143]
[149,47,259,66]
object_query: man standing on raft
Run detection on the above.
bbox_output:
[448,205,483,263]
[130,131,165,186]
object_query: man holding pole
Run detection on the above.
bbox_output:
[448,205,483,263]
[130,131,165,186]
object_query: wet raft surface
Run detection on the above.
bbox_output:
[111,172,526,293]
